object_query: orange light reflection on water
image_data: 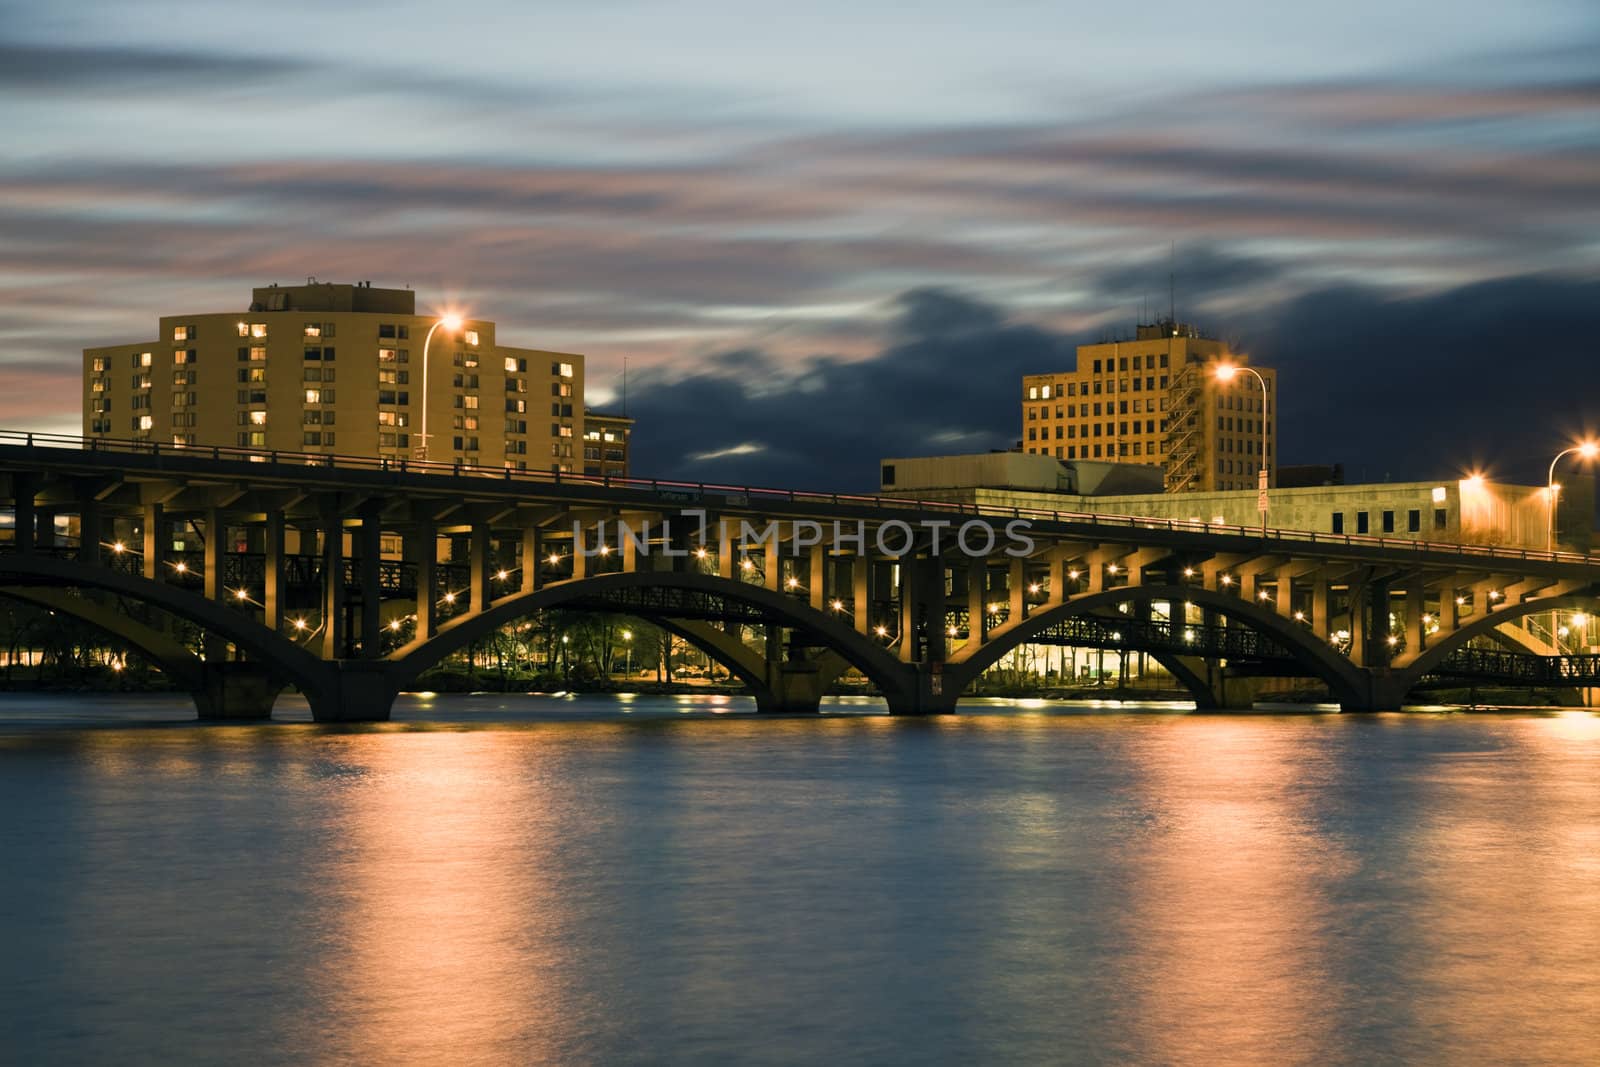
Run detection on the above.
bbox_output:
[1109,717,1352,1065]
[303,727,604,1063]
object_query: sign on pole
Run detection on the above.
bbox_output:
[1257,467,1269,513]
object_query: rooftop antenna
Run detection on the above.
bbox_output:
[1168,241,1176,326]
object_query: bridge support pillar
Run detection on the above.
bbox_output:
[307,661,398,723]
[193,661,283,721]
[1340,669,1410,713]
[9,472,36,553]
[884,664,958,715]
[759,660,825,714]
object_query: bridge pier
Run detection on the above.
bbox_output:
[758,660,825,714]
[1340,669,1411,713]
[879,666,958,715]
[306,661,399,723]
[193,662,284,721]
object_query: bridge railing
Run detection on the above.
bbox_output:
[4,428,1599,570]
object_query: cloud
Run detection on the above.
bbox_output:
[0,41,310,91]
[690,442,766,461]
[625,274,1600,493]
[626,288,1074,488]
[1237,273,1600,486]
[1094,244,1284,304]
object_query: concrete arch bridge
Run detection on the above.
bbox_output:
[3,433,1599,720]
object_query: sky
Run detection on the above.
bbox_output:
[2,0,1597,490]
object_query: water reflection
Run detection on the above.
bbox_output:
[1108,719,1352,1065]
[305,729,593,1063]
[2,697,1599,1064]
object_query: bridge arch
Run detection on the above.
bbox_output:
[389,570,917,708]
[0,555,334,711]
[943,584,1370,708]
[0,585,206,688]
[1396,592,1600,691]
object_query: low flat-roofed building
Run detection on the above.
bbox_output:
[880,452,1165,498]
[880,456,1594,553]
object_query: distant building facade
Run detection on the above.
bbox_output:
[583,410,633,478]
[881,463,1592,553]
[83,281,586,472]
[1021,319,1277,494]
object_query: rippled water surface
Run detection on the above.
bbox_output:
[2,693,1599,1065]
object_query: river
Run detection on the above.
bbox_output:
[2,693,1598,1065]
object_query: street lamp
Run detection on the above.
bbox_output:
[1545,439,1599,552]
[622,628,633,679]
[413,312,464,463]
[1214,361,1270,537]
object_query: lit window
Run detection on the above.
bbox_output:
[250,323,268,339]
[249,410,267,426]
[173,325,192,341]
[138,351,153,367]
[557,362,573,378]
[464,330,479,346]
[249,347,266,362]
[304,324,322,338]
[138,415,153,431]
[236,322,250,337]
[462,395,478,410]
[304,389,321,404]
[504,357,518,372]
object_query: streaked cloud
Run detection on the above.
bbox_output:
[0,0,1595,487]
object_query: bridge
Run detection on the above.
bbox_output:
[2,430,1598,721]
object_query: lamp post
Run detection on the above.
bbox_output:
[622,628,633,679]
[413,313,464,463]
[1545,440,1599,553]
[1214,362,1270,537]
